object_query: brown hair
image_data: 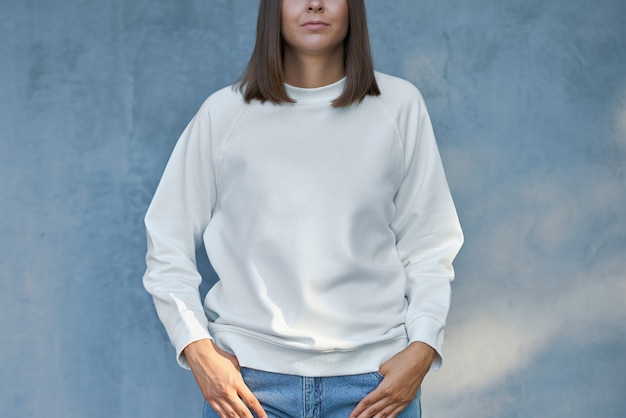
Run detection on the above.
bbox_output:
[238,0,380,108]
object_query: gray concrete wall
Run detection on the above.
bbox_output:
[1,1,624,416]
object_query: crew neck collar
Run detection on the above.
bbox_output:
[284,77,346,104]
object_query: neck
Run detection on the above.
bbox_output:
[283,46,346,88]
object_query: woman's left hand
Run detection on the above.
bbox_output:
[349,342,436,418]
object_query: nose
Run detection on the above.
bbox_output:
[307,0,323,12]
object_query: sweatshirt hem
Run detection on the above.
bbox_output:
[211,330,410,377]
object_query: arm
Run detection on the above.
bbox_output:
[391,91,463,367]
[143,103,216,368]
[352,93,463,418]
[143,103,266,417]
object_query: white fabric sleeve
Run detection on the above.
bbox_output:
[390,94,464,370]
[142,104,216,369]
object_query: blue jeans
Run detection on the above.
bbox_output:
[202,367,421,418]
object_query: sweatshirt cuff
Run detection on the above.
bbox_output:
[171,311,213,369]
[405,315,445,370]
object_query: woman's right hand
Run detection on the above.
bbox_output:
[183,339,267,418]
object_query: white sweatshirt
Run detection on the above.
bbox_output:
[143,72,463,377]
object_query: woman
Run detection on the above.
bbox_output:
[143,0,463,417]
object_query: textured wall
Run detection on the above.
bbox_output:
[1,0,624,417]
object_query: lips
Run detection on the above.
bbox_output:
[301,20,330,30]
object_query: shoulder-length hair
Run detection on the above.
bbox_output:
[238,0,380,108]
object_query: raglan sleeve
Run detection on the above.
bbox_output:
[390,91,464,370]
[142,101,216,369]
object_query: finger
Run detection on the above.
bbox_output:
[373,402,408,418]
[218,396,253,418]
[362,399,409,418]
[238,386,267,418]
[352,382,412,418]
[207,400,225,417]
[350,387,386,418]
